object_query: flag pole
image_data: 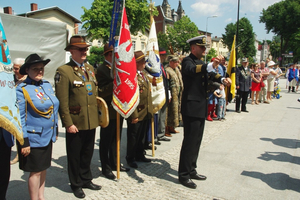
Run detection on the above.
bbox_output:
[116,112,120,179]
[151,118,155,157]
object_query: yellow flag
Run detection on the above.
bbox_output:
[226,35,236,100]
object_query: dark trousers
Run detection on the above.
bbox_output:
[236,90,249,111]
[178,115,205,180]
[66,129,95,188]
[0,137,11,200]
[99,117,123,174]
[126,119,148,161]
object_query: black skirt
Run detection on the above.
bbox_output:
[17,141,52,172]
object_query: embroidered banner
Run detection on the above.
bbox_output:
[112,6,139,118]
[0,17,23,144]
[145,18,165,113]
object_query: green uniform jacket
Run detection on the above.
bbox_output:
[55,60,99,130]
[128,70,153,122]
[96,60,117,119]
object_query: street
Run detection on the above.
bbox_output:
[6,78,300,200]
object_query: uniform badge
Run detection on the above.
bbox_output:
[86,83,93,95]
[54,71,61,84]
[35,89,38,92]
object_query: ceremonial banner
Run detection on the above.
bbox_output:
[112,6,139,118]
[226,35,236,101]
[145,18,165,113]
[0,17,23,144]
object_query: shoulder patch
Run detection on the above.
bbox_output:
[54,71,61,84]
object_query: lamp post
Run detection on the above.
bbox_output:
[205,15,218,63]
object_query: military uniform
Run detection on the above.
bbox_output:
[235,65,251,112]
[179,53,223,181]
[55,59,98,188]
[126,70,153,163]
[96,60,123,174]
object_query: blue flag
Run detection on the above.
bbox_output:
[109,0,122,46]
[0,17,23,144]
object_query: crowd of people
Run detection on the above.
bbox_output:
[3,33,295,199]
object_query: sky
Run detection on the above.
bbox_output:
[0,0,280,41]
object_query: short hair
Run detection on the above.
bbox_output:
[260,61,265,64]
[13,58,25,65]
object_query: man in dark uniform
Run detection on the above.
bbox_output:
[96,44,130,180]
[126,51,153,168]
[179,35,231,189]
[235,58,251,113]
[55,36,101,199]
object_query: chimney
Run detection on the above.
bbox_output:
[3,7,13,14]
[74,24,79,34]
[31,3,38,11]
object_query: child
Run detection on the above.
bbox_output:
[214,84,226,121]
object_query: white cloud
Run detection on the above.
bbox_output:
[191,2,219,16]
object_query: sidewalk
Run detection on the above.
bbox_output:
[6,78,300,200]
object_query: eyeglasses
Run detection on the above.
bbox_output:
[72,47,88,52]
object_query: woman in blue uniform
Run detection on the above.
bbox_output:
[16,54,59,200]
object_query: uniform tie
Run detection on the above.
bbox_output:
[81,64,89,80]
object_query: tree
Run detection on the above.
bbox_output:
[81,0,157,42]
[260,0,300,64]
[166,16,199,55]
[222,17,256,62]
[157,32,170,53]
[206,48,217,63]
[87,46,104,66]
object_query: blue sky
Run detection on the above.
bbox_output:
[1,0,279,41]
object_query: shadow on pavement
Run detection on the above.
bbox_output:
[258,151,300,165]
[260,137,300,149]
[241,171,300,193]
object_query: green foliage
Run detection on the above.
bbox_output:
[260,0,300,61]
[222,17,256,62]
[157,32,170,52]
[269,36,281,62]
[81,0,158,42]
[166,16,199,54]
[206,48,217,62]
[87,46,104,66]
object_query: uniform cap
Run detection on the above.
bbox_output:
[65,35,90,51]
[103,43,113,55]
[134,51,145,62]
[186,35,208,46]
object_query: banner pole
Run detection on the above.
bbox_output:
[151,118,155,157]
[116,112,120,179]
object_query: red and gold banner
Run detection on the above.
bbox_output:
[112,7,139,118]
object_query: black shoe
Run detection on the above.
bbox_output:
[103,171,116,180]
[82,182,102,190]
[155,140,161,145]
[241,110,249,112]
[136,157,151,162]
[190,173,207,180]
[179,178,197,189]
[127,161,138,168]
[72,187,85,198]
[236,110,241,113]
[111,165,130,172]
[158,136,171,142]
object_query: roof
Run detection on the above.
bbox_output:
[211,37,222,42]
[18,6,81,23]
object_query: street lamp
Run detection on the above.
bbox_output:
[205,15,218,63]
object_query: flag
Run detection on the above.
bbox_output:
[226,35,236,101]
[144,18,166,113]
[0,17,23,144]
[109,0,122,47]
[112,6,139,118]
